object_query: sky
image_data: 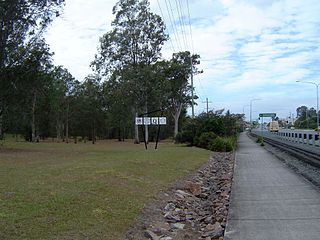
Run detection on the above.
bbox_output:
[45,0,320,121]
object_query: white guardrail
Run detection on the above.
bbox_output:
[252,129,320,147]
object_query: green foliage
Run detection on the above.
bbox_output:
[294,105,318,129]
[209,137,235,152]
[176,111,243,147]
[256,136,263,143]
[174,118,196,145]
[197,132,217,149]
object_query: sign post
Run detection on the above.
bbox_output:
[259,113,276,118]
[135,109,167,150]
[258,113,276,145]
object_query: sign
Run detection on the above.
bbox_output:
[144,117,151,125]
[159,117,167,125]
[135,117,167,125]
[135,117,143,125]
[151,117,159,125]
[259,113,276,118]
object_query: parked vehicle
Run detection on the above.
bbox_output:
[268,121,279,132]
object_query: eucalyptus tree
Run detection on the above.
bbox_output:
[0,0,65,139]
[49,66,77,142]
[19,39,54,142]
[74,74,104,144]
[161,51,201,139]
[92,0,168,143]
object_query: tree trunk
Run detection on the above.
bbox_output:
[134,112,140,144]
[56,120,61,142]
[31,92,37,143]
[173,104,183,142]
[65,101,69,143]
[0,106,3,140]
[118,121,122,141]
[92,120,96,144]
[144,105,148,144]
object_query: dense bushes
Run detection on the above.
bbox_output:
[196,132,217,149]
[209,136,235,152]
[175,111,243,152]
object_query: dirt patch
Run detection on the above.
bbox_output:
[124,151,235,240]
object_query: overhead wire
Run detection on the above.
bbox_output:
[174,0,189,50]
[164,0,183,51]
[156,0,176,53]
[157,0,205,107]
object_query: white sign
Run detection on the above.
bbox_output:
[135,116,167,125]
[135,117,143,125]
[151,117,159,125]
[144,117,151,125]
[159,117,167,125]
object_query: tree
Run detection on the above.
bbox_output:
[295,105,317,129]
[12,39,53,142]
[159,51,201,140]
[0,0,65,139]
[92,0,168,143]
[49,66,77,142]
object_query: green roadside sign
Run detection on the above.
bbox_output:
[259,113,276,118]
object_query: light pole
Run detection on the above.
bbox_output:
[296,81,319,130]
[250,98,261,127]
[242,105,249,130]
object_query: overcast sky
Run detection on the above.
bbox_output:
[46,0,320,121]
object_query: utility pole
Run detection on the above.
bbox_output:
[250,98,261,127]
[190,56,194,118]
[203,98,212,114]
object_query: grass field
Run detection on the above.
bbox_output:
[0,138,210,239]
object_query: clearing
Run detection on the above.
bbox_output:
[0,139,210,239]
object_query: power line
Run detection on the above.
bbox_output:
[156,0,176,53]
[186,0,195,54]
[175,0,189,50]
[164,0,183,51]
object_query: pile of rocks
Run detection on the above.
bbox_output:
[126,152,235,240]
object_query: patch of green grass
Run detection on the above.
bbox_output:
[0,140,210,239]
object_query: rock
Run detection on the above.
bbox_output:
[202,229,224,238]
[184,181,202,196]
[130,152,235,240]
[164,212,180,222]
[164,203,176,211]
[171,223,185,230]
[176,189,191,196]
[159,237,173,240]
[144,230,160,240]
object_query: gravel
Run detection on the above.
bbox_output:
[125,151,235,240]
[250,133,320,188]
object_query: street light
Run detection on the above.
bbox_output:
[296,81,319,130]
[242,105,250,130]
[250,98,261,127]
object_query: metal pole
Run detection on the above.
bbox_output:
[250,99,261,128]
[250,101,252,125]
[317,84,319,129]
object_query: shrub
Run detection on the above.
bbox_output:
[210,137,234,152]
[256,136,263,143]
[197,132,217,149]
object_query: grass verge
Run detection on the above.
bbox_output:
[0,140,209,239]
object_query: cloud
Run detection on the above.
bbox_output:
[45,0,320,119]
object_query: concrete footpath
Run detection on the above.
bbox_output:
[224,133,320,240]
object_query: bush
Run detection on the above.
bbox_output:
[256,136,263,143]
[197,132,217,149]
[210,137,234,152]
